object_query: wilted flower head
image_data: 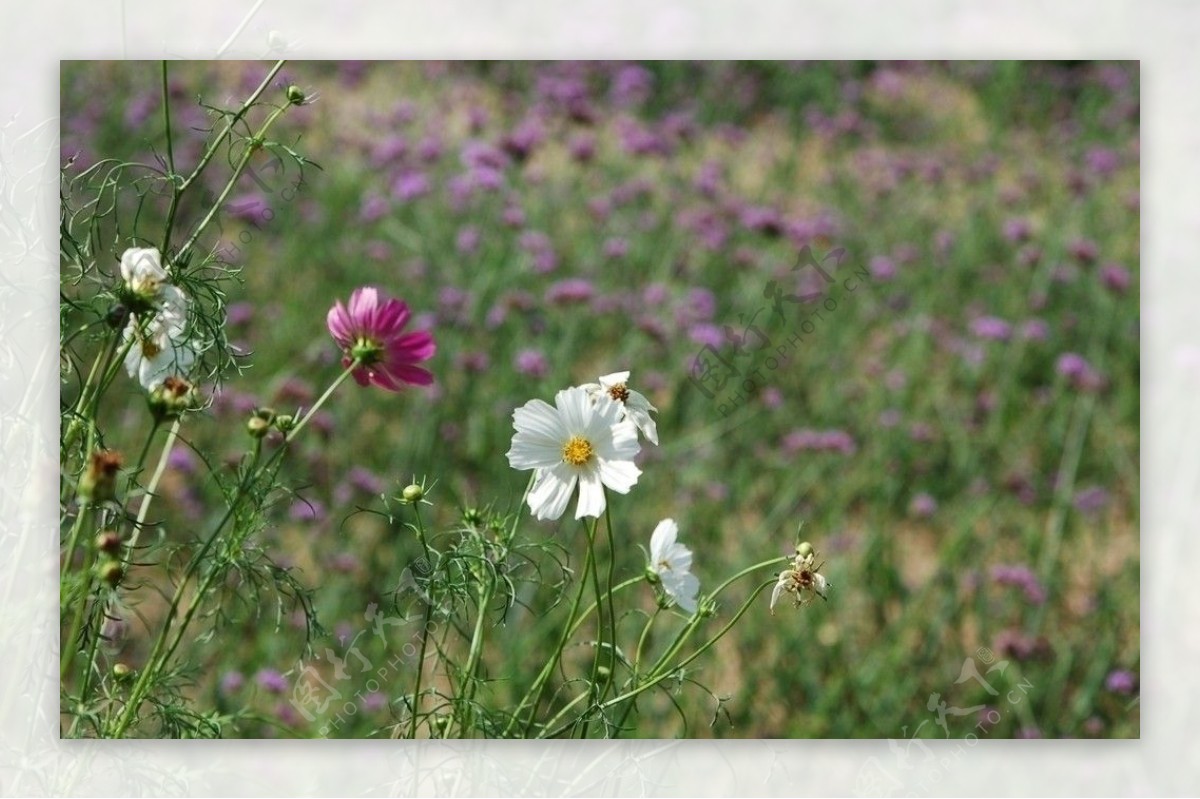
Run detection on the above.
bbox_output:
[771,541,830,614]
[580,370,659,445]
[119,247,170,300]
[647,519,699,614]
[506,386,641,521]
[123,294,197,391]
[326,287,436,391]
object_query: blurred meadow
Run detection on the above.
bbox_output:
[59,60,1139,739]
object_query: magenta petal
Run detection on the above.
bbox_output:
[373,299,410,337]
[327,302,353,345]
[349,286,379,322]
[388,364,435,386]
[392,330,436,362]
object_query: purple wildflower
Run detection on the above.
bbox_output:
[255,668,288,694]
[1100,263,1131,294]
[514,349,548,378]
[970,316,1013,341]
[545,279,595,305]
[1104,670,1137,694]
[1073,485,1110,515]
[392,171,431,202]
[909,492,938,518]
[220,670,245,694]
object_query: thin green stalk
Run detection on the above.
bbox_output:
[107,441,263,738]
[543,578,776,739]
[540,556,785,739]
[175,102,291,264]
[160,60,182,252]
[285,363,357,442]
[106,363,358,737]
[612,608,662,734]
[580,519,606,737]
[60,504,94,679]
[407,504,431,739]
[456,566,496,737]
[62,331,122,457]
[127,417,181,554]
[599,502,619,700]
[506,518,597,738]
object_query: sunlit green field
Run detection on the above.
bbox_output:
[60,60,1139,739]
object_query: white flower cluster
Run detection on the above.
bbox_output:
[119,247,197,391]
[506,371,699,614]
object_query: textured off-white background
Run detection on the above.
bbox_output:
[2,1,1188,795]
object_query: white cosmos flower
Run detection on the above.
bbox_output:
[507,386,641,521]
[580,370,659,445]
[120,247,170,300]
[649,518,700,614]
[123,287,196,391]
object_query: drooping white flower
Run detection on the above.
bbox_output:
[119,247,170,300]
[580,370,659,445]
[770,542,830,614]
[123,288,196,391]
[649,518,700,614]
[506,386,641,521]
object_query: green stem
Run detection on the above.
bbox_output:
[506,519,597,738]
[544,578,776,739]
[407,504,431,739]
[174,101,291,264]
[60,504,94,680]
[285,363,357,443]
[127,417,181,554]
[107,441,262,738]
[613,608,661,734]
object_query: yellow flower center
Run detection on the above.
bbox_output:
[561,435,595,466]
[607,384,630,403]
[141,338,162,359]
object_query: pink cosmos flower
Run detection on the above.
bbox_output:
[326,287,436,391]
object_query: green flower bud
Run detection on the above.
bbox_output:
[699,598,717,618]
[112,663,133,681]
[105,303,131,329]
[644,565,661,585]
[273,414,296,433]
[247,407,276,439]
[78,450,123,504]
[149,376,199,421]
[286,85,306,105]
[401,483,425,503]
[462,507,484,527]
[796,541,815,560]
[94,530,123,554]
[97,560,124,588]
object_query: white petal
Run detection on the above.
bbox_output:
[555,387,592,435]
[598,371,630,388]
[527,465,576,521]
[625,407,659,445]
[770,579,786,614]
[626,388,657,414]
[574,468,606,519]
[507,437,563,471]
[513,399,567,441]
[586,393,625,434]
[600,419,641,462]
[649,519,678,562]
[669,573,700,613]
[597,457,640,494]
[666,543,693,573]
